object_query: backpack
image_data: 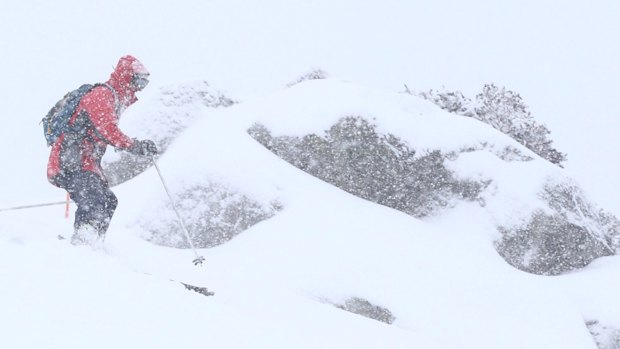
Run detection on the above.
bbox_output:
[41,83,100,146]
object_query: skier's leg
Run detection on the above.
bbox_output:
[98,187,118,239]
[66,172,113,245]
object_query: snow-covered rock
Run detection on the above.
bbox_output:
[103,81,235,185]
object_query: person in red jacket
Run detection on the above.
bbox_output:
[47,55,158,245]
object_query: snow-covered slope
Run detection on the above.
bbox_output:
[2,1,620,348]
[2,79,618,349]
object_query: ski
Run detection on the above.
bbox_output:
[143,272,215,297]
[56,235,214,296]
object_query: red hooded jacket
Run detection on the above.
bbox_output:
[47,55,149,186]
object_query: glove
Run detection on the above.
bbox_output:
[129,139,159,156]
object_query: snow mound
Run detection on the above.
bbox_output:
[102,78,618,348]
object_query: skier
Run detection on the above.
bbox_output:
[47,55,159,245]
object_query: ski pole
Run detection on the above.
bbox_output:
[0,200,72,213]
[151,155,205,266]
[65,192,71,219]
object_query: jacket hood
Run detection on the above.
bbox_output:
[107,55,150,107]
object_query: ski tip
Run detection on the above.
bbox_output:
[183,283,215,296]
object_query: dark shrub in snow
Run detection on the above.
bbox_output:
[140,182,281,248]
[334,297,396,324]
[286,68,329,87]
[496,180,618,275]
[416,84,567,167]
[418,86,618,274]
[249,116,485,218]
[417,88,475,117]
[587,320,620,349]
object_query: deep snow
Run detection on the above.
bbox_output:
[2,77,618,349]
[1,1,619,348]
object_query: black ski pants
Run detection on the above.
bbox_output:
[62,171,118,237]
